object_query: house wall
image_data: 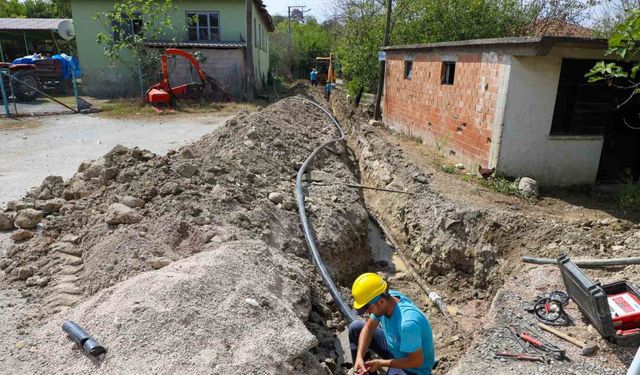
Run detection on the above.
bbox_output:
[498,47,608,185]
[70,0,268,97]
[167,0,246,42]
[251,1,270,91]
[71,0,133,97]
[383,51,510,169]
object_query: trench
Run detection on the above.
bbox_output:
[304,92,511,374]
[295,95,466,373]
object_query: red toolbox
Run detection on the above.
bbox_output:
[559,255,640,346]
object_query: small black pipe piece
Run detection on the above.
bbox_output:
[62,321,107,356]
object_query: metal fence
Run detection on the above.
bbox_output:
[0,65,86,117]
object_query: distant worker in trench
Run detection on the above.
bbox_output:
[349,273,435,375]
[310,68,318,86]
[325,81,335,100]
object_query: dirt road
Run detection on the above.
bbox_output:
[0,113,230,206]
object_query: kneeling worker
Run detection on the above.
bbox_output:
[349,273,435,375]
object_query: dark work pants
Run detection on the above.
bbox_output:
[348,319,394,362]
[348,320,419,375]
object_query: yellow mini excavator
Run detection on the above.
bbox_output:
[315,54,336,85]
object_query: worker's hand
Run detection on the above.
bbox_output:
[364,359,384,372]
[354,356,369,375]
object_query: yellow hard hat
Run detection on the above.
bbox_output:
[352,273,387,310]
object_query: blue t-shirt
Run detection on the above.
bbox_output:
[371,290,435,375]
[310,71,317,80]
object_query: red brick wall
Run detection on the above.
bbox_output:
[383,51,504,168]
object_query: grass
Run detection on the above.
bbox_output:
[462,173,525,198]
[96,97,261,118]
[441,164,457,174]
[617,170,640,210]
[0,116,41,130]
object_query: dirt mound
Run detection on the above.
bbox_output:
[15,241,323,374]
[0,96,371,373]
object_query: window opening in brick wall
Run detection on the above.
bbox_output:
[187,11,220,42]
[404,60,413,79]
[441,61,455,85]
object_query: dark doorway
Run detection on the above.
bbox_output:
[551,58,640,182]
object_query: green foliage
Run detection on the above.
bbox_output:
[441,164,456,174]
[587,9,640,100]
[617,169,640,209]
[479,175,522,197]
[0,0,71,18]
[392,0,534,43]
[0,0,25,17]
[269,17,331,77]
[334,0,385,94]
[592,0,639,37]
[94,0,176,91]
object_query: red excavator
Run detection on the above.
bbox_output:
[146,48,232,109]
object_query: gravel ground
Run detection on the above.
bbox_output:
[3,98,74,116]
[0,113,230,206]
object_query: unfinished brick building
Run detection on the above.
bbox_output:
[382,37,640,185]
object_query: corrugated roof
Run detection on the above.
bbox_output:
[0,18,69,31]
[145,41,246,49]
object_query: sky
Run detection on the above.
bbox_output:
[262,0,333,22]
[260,0,618,27]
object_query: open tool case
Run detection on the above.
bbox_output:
[558,255,640,346]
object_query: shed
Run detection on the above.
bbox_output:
[383,36,640,185]
[0,18,72,62]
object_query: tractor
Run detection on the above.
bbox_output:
[0,58,73,102]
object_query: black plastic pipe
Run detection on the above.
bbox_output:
[62,320,107,356]
[295,98,356,324]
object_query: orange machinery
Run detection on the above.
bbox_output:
[146,48,229,107]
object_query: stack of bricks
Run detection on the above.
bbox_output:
[383,51,504,169]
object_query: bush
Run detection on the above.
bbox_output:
[618,170,640,210]
[441,164,456,174]
[479,175,522,197]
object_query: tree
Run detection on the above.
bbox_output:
[0,0,72,18]
[269,16,331,78]
[586,9,640,126]
[0,0,26,18]
[592,0,639,36]
[95,0,175,98]
[333,0,386,94]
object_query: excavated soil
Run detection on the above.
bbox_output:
[330,89,639,374]
[0,95,372,374]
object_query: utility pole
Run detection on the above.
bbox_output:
[374,0,392,120]
[287,5,309,77]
